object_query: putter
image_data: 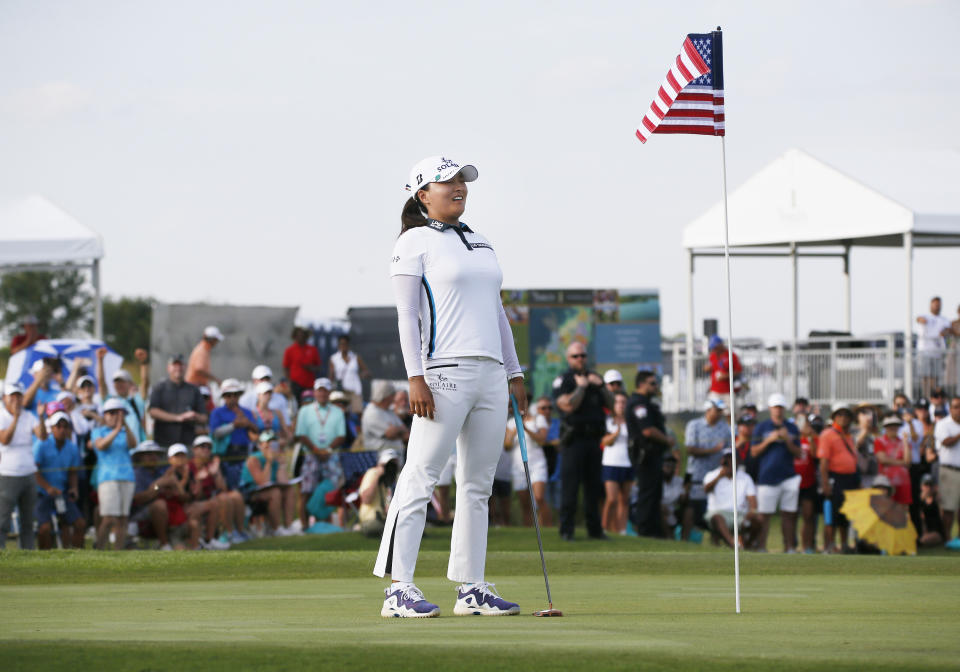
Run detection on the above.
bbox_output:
[510,394,563,617]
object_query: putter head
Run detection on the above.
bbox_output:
[533,608,563,617]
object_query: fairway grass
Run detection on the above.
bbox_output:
[2,529,959,671]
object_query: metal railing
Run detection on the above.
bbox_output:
[662,334,960,412]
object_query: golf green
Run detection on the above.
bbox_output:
[1,529,958,671]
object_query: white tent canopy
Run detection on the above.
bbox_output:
[680,148,960,403]
[0,195,105,337]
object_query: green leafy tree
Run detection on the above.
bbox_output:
[0,269,93,339]
[103,296,153,360]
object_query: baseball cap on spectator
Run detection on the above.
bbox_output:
[329,390,349,405]
[112,369,133,382]
[703,398,726,411]
[313,377,333,391]
[46,411,72,429]
[221,378,243,394]
[255,381,274,396]
[167,443,189,458]
[192,435,212,448]
[881,414,902,427]
[872,474,893,491]
[371,381,395,403]
[258,430,276,443]
[915,397,930,410]
[102,398,127,414]
[767,393,787,408]
[808,414,825,432]
[720,447,733,457]
[131,440,164,455]
[830,406,853,419]
[203,326,224,341]
[55,391,75,403]
[168,354,185,364]
[252,365,273,380]
[199,385,211,398]
[3,381,25,396]
[378,448,401,466]
[77,375,96,388]
[603,370,623,384]
[406,156,478,195]
[934,407,948,418]
[737,413,756,425]
[708,335,724,350]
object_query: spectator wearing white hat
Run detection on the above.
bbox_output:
[160,443,218,550]
[91,397,137,549]
[751,393,802,552]
[239,364,292,425]
[328,334,371,415]
[186,326,224,387]
[95,346,149,443]
[682,398,730,540]
[209,378,258,490]
[189,435,247,545]
[33,412,85,549]
[293,377,346,528]
[361,381,409,454]
[148,354,207,449]
[603,369,624,398]
[251,380,291,445]
[0,380,48,549]
[241,430,298,535]
[26,357,61,415]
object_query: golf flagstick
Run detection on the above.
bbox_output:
[510,394,562,617]
[720,135,742,614]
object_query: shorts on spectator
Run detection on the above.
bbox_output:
[491,479,511,498]
[938,466,960,513]
[798,484,820,507]
[98,480,135,517]
[828,471,860,527]
[918,351,944,378]
[513,454,548,490]
[223,462,244,491]
[35,492,82,526]
[757,474,801,514]
[602,465,634,484]
[707,509,740,531]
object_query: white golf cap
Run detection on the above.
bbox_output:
[55,391,76,402]
[313,377,333,391]
[767,393,787,408]
[255,380,274,395]
[131,440,165,455]
[29,360,45,374]
[252,365,273,380]
[203,326,224,341]
[603,369,623,384]
[112,369,133,382]
[192,435,213,447]
[77,375,96,387]
[102,397,127,413]
[220,378,244,394]
[406,156,477,196]
[378,448,401,466]
[167,443,189,458]
[3,381,24,396]
[704,398,726,410]
[46,411,72,428]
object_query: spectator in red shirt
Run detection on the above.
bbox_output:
[283,327,323,402]
[9,315,47,355]
[703,335,741,407]
[876,414,912,505]
[795,414,823,553]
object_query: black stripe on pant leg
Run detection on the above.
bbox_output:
[384,514,399,575]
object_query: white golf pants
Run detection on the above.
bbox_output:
[374,356,507,583]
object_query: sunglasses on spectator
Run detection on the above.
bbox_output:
[569,354,587,359]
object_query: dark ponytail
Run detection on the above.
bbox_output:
[399,186,430,235]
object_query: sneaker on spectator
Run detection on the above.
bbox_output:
[275,526,297,537]
[202,537,230,550]
[453,582,520,616]
[945,537,960,551]
[229,530,250,544]
[159,543,173,551]
[381,583,440,618]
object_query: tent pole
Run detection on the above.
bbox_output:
[686,249,695,411]
[791,241,799,402]
[842,243,851,333]
[904,232,913,397]
[93,259,103,340]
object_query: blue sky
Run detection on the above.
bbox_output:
[1,0,957,340]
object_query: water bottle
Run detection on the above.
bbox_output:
[55,496,67,515]
[823,496,833,526]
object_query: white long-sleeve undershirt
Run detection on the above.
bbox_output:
[392,274,523,380]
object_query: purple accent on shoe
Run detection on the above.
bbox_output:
[457,584,519,612]
[383,585,440,617]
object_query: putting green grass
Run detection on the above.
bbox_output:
[2,529,959,671]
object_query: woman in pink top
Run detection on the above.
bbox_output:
[875,415,912,505]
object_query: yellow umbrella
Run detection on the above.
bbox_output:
[840,487,917,556]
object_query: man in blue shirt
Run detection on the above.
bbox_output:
[33,411,85,548]
[210,378,258,490]
[751,393,802,552]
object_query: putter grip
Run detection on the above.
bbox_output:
[509,394,529,463]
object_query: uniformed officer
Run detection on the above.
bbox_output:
[553,341,614,540]
[626,370,675,537]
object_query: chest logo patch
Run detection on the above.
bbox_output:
[634,407,648,419]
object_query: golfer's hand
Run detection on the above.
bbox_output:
[408,376,435,420]
[509,377,527,414]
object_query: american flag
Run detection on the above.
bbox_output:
[635,31,725,143]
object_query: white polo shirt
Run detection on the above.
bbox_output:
[704,467,756,513]
[391,221,504,364]
[0,407,39,477]
[934,415,960,468]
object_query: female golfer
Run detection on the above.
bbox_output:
[374,156,526,618]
